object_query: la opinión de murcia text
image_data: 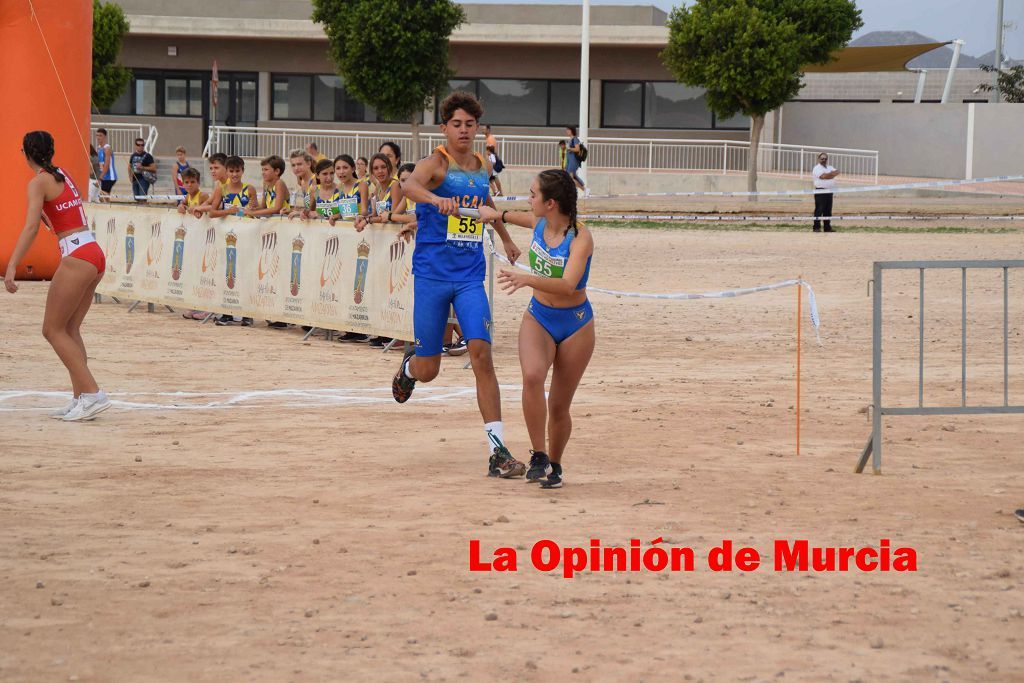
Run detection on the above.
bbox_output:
[470,538,917,578]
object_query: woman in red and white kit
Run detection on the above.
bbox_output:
[4,131,111,421]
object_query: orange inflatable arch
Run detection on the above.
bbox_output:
[0,0,92,280]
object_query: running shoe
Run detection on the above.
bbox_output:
[441,344,451,355]
[338,332,369,343]
[368,336,392,348]
[526,450,552,482]
[1016,509,1024,524]
[241,317,254,327]
[214,314,234,326]
[266,321,288,328]
[488,446,526,478]
[51,397,78,419]
[447,337,469,356]
[62,391,111,422]
[539,462,563,489]
[392,347,417,403]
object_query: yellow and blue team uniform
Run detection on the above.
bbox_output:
[412,145,491,357]
[223,183,252,215]
[526,218,593,344]
[338,182,363,218]
[185,191,204,209]
[265,184,290,212]
[311,185,342,218]
[374,179,399,216]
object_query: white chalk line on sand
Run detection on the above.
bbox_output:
[0,386,523,413]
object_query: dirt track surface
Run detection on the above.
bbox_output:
[1,227,1023,682]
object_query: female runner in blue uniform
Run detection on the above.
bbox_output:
[477,170,594,489]
[394,91,526,478]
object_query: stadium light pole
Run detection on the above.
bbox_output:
[578,0,590,184]
[994,0,1004,102]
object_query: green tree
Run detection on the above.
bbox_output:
[978,64,1024,103]
[662,0,862,196]
[92,0,131,111]
[312,0,465,154]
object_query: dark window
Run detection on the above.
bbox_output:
[602,81,747,130]
[98,70,210,118]
[549,80,581,127]
[602,81,643,127]
[273,75,311,120]
[437,78,582,127]
[271,73,420,123]
[644,82,711,128]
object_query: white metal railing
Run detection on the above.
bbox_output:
[203,126,879,183]
[91,122,158,154]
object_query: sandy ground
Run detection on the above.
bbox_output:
[1,225,1023,682]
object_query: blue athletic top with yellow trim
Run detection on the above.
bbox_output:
[264,184,290,212]
[529,218,591,290]
[312,185,342,218]
[413,145,490,282]
[223,183,252,209]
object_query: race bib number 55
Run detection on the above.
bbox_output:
[447,214,483,243]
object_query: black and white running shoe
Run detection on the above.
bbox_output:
[338,332,369,343]
[526,450,552,482]
[1015,509,1024,524]
[488,446,526,478]
[447,337,469,356]
[392,347,417,403]
[539,462,563,489]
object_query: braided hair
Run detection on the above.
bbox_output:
[22,131,64,183]
[537,169,580,236]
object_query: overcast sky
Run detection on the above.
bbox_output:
[465,0,1023,58]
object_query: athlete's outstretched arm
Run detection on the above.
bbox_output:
[477,207,535,229]
[4,179,47,293]
[401,154,457,215]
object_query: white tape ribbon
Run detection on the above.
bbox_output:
[491,174,1024,201]
[485,233,822,343]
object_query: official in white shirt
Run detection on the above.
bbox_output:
[812,152,839,232]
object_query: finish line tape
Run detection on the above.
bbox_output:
[484,234,822,343]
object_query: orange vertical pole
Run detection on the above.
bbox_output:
[796,278,802,456]
[0,0,93,280]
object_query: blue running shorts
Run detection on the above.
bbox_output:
[413,276,492,356]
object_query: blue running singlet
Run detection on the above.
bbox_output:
[413,145,490,283]
[528,218,591,290]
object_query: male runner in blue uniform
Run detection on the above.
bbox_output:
[394,91,526,478]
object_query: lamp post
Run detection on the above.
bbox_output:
[995,0,1005,102]
[577,0,590,184]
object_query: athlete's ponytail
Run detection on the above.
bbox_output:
[22,131,65,183]
[537,169,580,236]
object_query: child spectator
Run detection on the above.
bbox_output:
[174,146,190,197]
[177,166,210,321]
[332,154,368,222]
[356,156,369,185]
[306,159,341,220]
[193,152,228,217]
[95,128,117,195]
[246,155,290,217]
[176,166,208,215]
[286,150,315,217]
[209,156,256,218]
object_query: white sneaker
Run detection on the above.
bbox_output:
[62,391,111,422]
[50,397,79,419]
